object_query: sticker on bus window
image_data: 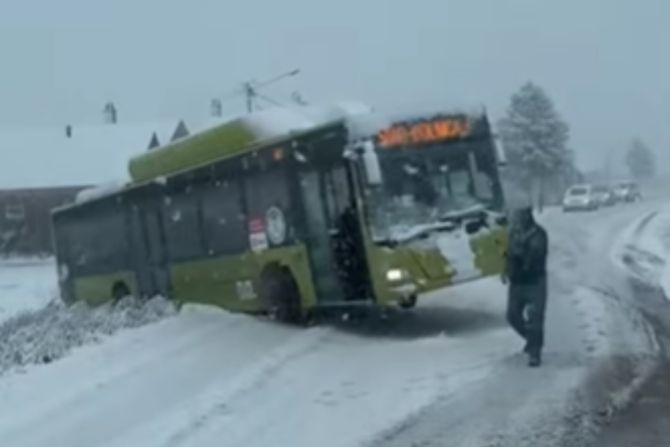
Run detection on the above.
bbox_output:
[249,217,269,252]
[265,206,287,245]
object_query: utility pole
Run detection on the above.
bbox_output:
[244,82,256,113]
[240,69,301,113]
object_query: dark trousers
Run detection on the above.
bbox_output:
[506,276,548,356]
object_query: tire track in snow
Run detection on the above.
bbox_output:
[0,307,244,435]
[371,220,590,447]
[615,210,667,289]
[633,211,659,236]
[0,312,318,447]
[373,206,663,447]
[146,327,333,447]
[186,326,515,447]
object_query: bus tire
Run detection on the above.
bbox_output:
[259,265,303,324]
[399,294,417,309]
[111,282,131,304]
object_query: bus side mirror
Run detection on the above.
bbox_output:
[360,140,383,185]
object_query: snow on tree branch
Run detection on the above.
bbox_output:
[498,82,574,209]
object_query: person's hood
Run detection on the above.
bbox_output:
[513,206,535,228]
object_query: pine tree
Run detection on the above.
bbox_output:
[498,82,572,210]
[625,138,655,179]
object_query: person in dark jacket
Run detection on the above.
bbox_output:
[333,206,368,301]
[503,207,548,367]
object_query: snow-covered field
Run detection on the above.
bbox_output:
[0,258,57,321]
[0,198,668,446]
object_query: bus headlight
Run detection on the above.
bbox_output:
[386,268,408,282]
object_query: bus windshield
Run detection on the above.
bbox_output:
[364,140,502,244]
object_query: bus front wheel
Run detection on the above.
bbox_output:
[259,265,303,324]
[399,294,417,310]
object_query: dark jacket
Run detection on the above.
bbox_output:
[506,223,548,284]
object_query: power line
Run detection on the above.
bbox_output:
[257,93,283,108]
[253,69,301,89]
[215,69,301,114]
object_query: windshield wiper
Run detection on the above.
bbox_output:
[439,203,487,223]
[376,220,460,247]
[374,204,505,247]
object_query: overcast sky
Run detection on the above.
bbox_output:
[0,0,668,172]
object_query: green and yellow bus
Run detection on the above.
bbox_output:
[51,109,508,322]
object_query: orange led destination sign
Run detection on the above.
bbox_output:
[377,117,471,148]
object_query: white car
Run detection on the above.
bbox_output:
[591,185,616,206]
[562,185,598,212]
[613,182,642,203]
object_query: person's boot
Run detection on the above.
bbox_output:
[528,353,541,368]
[523,341,530,354]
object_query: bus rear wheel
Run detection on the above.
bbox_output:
[259,265,303,324]
[111,282,131,304]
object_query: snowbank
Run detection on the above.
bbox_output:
[0,259,57,323]
[611,207,670,299]
[0,296,176,376]
[0,287,517,447]
[662,264,670,302]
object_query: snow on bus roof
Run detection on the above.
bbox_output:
[74,180,127,205]
[240,102,440,147]
[167,101,480,157]
[0,120,178,189]
[44,102,486,202]
[155,102,376,153]
[240,101,375,138]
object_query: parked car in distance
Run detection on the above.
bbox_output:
[563,184,598,212]
[613,181,642,203]
[591,184,616,206]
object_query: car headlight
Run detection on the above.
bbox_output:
[386,268,408,282]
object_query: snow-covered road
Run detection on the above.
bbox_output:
[0,199,667,447]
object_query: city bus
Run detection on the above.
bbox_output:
[51,109,508,322]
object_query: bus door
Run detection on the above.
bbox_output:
[132,206,170,298]
[298,164,370,304]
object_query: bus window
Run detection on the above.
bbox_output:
[69,209,128,274]
[244,168,292,247]
[201,181,247,255]
[323,165,351,226]
[163,193,204,261]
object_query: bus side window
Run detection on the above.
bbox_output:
[244,168,292,246]
[201,182,247,255]
[163,193,204,261]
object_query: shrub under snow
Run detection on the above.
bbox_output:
[0,296,177,375]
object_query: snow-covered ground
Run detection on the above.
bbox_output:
[611,206,670,299]
[0,258,57,322]
[0,198,668,446]
[0,278,517,447]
